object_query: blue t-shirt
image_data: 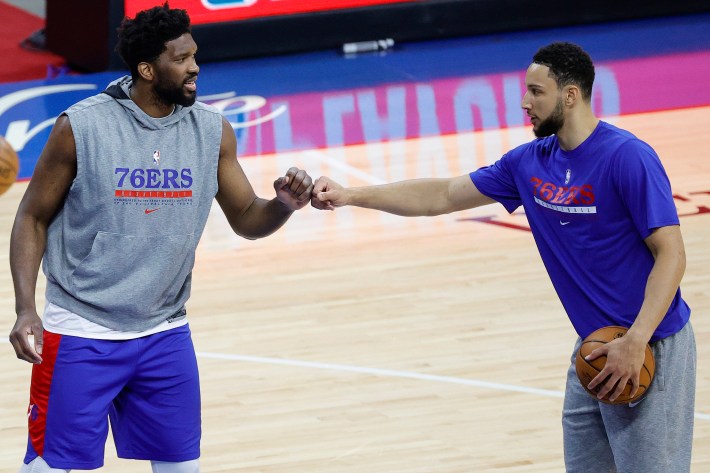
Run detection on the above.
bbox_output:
[471,121,690,341]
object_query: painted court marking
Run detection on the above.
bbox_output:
[304,150,387,185]
[194,349,710,421]
[1,337,707,420]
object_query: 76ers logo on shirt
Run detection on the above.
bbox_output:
[113,165,194,207]
[531,176,595,205]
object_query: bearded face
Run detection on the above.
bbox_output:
[151,33,199,108]
[154,71,197,107]
[533,97,565,138]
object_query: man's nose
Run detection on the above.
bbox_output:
[521,91,531,110]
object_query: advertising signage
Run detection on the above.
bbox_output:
[124,0,415,24]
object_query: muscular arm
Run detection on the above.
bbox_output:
[214,117,311,239]
[313,174,496,215]
[629,225,686,342]
[9,115,77,363]
[588,225,686,401]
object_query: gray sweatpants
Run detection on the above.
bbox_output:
[562,321,696,473]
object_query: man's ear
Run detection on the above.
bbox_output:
[565,85,580,106]
[137,61,154,82]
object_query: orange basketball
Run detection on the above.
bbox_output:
[575,326,655,405]
[0,136,20,196]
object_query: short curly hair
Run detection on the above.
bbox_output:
[115,2,191,80]
[532,42,595,101]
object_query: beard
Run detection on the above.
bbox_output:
[534,99,564,138]
[154,75,196,107]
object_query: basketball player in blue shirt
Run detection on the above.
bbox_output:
[311,42,696,472]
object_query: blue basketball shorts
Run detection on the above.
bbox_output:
[23,324,201,470]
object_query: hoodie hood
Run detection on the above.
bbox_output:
[102,76,193,130]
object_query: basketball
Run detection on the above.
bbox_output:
[575,326,655,405]
[0,136,20,196]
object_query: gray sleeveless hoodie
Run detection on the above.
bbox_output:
[43,76,223,331]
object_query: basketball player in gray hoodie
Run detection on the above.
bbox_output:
[9,4,313,472]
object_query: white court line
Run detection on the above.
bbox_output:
[2,338,708,420]
[196,350,710,421]
[303,150,387,185]
[197,351,564,397]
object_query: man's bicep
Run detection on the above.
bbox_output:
[19,115,77,223]
[448,174,496,211]
[215,118,258,220]
[644,225,685,259]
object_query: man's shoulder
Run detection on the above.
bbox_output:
[594,121,659,162]
[509,135,556,159]
[597,121,642,146]
[191,100,222,116]
[65,92,115,115]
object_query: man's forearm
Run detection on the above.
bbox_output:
[10,215,46,315]
[235,197,294,240]
[346,179,453,217]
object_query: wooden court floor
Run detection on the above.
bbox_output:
[0,106,708,471]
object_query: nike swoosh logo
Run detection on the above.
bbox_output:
[145,208,159,214]
[560,221,570,225]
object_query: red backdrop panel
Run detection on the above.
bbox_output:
[124,0,416,25]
